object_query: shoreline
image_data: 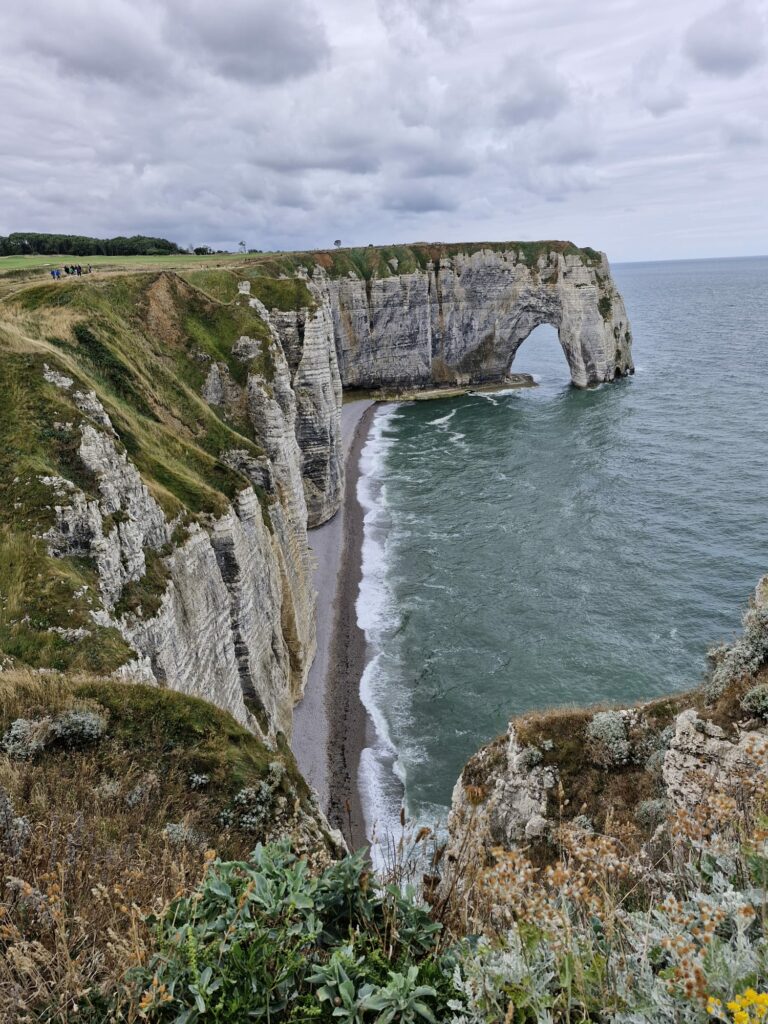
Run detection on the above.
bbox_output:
[291,400,376,850]
[324,403,378,850]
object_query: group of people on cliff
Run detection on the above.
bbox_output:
[49,264,92,280]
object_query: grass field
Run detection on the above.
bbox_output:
[0,251,268,272]
[0,251,281,300]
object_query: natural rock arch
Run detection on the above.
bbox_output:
[324,245,634,390]
[506,321,572,379]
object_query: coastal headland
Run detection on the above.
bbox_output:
[0,240,633,847]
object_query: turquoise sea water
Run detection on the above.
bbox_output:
[356,255,768,836]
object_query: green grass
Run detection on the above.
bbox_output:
[254,240,605,281]
[0,271,284,672]
[243,273,316,312]
[0,252,255,273]
[0,670,320,840]
[179,268,242,304]
[68,679,296,798]
[11,273,272,514]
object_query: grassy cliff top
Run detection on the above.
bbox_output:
[0,239,603,298]
[226,239,603,282]
[0,271,278,675]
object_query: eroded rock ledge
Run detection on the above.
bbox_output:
[444,576,768,870]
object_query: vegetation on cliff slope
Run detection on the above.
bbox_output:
[0,271,278,674]
[0,672,338,1021]
[4,672,766,1022]
[245,240,603,283]
[3,643,768,1022]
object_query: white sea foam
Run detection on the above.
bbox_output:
[355,405,408,859]
[427,408,457,426]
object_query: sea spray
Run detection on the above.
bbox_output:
[356,405,408,859]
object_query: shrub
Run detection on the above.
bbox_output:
[635,797,668,829]
[162,821,206,849]
[515,746,543,771]
[49,708,106,747]
[707,606,768,701]
[741,684,768,719]
[124,842,453,1022]
[1,716,51,759]
[1,707,106,759]
[221,760,287,833]
[0,789,30,859]
[585,710,630,767]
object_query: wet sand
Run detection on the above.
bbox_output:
[292,400,376,850]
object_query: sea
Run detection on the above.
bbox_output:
[355,255,768,843]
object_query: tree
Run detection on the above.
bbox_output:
[238,240,246,253]
[0,232,181,256]
[334,239,342,248]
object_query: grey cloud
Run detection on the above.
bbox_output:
[404,151,477,178]
[13,1,173,92]
[258,150,382,175]
[165,0,330,84]
[496,57,569,126]
[393,134,479,178]
[376,0,472,49]
[721,115,765,146]
[632,50,689,118]
[684,1,766,77]
[381,183,459,213]
[642,89,688,117]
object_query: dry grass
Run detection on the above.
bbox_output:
[0,672,330,1022]
[435,741,768,1022]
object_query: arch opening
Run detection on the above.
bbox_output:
[508,323,572,387]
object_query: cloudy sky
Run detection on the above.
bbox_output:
[1,0,766,261]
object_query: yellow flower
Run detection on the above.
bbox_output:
[722,991,768,1024]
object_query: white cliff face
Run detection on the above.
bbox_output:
[318,248,632,390]
[40,368,314,739]
[251,285,343,527]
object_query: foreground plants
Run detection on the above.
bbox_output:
[127,843,452,1023]
[440,736,768,1024]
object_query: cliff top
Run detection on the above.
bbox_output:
[0,239,604,299]
[0,271,279,675]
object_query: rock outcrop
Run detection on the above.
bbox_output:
[317,247,632,390]
[444,576,768,868]
[39,374,310,738]
[252,286,343,528]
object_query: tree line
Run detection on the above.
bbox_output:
[0,232,182,257]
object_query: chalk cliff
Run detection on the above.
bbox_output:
[313,243,632,390]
